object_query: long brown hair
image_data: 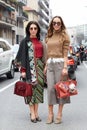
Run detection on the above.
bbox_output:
[46,16,66,38]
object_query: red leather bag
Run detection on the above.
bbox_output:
[54,75,78,98]
[14,78,32,97]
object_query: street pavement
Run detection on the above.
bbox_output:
[0,62,87,130]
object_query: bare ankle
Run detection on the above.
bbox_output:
[48,113,53,116]
[31,113,36,119]
[57,115,62,119]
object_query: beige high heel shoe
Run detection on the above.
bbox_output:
[54,117,62,124]
[46,115,54,124]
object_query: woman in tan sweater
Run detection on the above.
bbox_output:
[44,16,70,124]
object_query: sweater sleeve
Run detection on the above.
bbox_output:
[20,67,26,73]
[63,33,70,57]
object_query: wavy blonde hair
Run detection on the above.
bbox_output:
[46,16,66,38]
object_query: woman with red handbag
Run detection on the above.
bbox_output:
[15,21,46,123]
[44,16,70,124]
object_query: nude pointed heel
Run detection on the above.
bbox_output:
[54,117,62,124]
[46,115,54,124]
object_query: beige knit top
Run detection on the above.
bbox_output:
[46,31,70,59]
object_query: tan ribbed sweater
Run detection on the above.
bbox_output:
[46,31,70,59]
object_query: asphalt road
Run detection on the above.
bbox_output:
[0,62,87,130]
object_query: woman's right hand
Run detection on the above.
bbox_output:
[21,72,26,78]
[62,68,68,75]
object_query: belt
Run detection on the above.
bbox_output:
[47,58,64,64]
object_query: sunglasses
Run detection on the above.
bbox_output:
[30,27,37,30]
[52,22,61,26]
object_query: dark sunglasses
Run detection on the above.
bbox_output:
[52,22,61,26]
[30,27,37,30]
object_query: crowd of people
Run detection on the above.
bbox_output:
[70,44,86,64]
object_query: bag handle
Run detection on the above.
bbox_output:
[60,73,69,81]
[60,74,77,86]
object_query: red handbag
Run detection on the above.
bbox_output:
[14,78,32,97]
[54,75,78,98]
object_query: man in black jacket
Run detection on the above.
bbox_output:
[79,45,84,63]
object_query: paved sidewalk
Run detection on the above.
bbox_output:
[0,65,87,130]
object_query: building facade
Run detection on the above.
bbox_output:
[0,0,27,45]
[16,0,28,44]
[38,0,50,40]
[76,24,87,40]
[0,0,51,44]
[24,0,50,41]
[0,0,16,44]
[68,24,87,45]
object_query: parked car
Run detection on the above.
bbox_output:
[0,38,15,78]
[12,44,19,71]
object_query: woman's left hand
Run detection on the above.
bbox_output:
[43,65,47,75]
[62,68,68,75]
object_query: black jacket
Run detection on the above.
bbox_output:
[15,36,31,81]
